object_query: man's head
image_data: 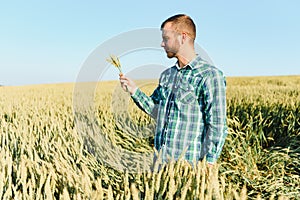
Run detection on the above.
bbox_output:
[160,14,196,58]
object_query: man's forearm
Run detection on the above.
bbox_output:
[131,88,158,118]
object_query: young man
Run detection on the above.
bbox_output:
[119,14,227,165]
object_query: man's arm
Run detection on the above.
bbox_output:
[119,74,160,118]
[203,70,228,164]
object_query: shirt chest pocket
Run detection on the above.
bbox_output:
[176,83,197,104]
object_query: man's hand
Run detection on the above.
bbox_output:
[207,163,214,168]
[205,162,214,175]
[119,74,137,95]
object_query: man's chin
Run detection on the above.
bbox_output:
[166,52,175,58]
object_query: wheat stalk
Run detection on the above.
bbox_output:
[106,54,123,75]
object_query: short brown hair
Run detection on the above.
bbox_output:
[161,14,196,40]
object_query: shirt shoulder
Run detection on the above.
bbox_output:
[193,61,225,80]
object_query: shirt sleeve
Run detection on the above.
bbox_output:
[131,85,161,119]
[203,70,228,164]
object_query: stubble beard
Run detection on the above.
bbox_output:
[165,39,180,59]
[166,51,176,58]
[165,45,178,59]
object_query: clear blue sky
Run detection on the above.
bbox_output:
[0,0,299,86]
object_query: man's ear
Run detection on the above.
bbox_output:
[181,32,188,44]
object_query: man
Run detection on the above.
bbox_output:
[119,14,227,165]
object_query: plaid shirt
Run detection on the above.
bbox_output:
[131,56,228,164]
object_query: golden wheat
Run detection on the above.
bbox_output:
[0,76,299,199]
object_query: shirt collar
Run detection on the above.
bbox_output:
[189,55,208,69]
[175,55,208,70]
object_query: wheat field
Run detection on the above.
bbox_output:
[0,76,299,199]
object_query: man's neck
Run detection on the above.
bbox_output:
[177,51,197,68]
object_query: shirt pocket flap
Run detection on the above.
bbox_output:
[177,83,197,104]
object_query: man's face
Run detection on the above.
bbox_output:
[161,23,180,58]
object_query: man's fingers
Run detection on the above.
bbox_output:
[119,76,128,82]
[120,79,128,85]
[119,75,135,94]
[119,78,129,90]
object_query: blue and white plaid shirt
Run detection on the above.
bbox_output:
[131,56,228,164]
